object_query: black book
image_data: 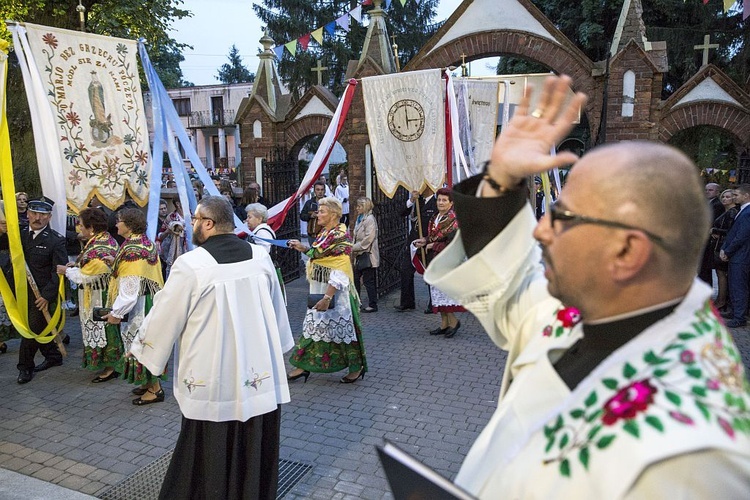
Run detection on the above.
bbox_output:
[377,441,476,500]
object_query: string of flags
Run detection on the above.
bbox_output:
[273,0,423,60]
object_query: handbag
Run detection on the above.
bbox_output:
[355,252,372,272]
[307,294,336,310]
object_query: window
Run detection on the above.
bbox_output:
[173,98,191,116]
[622,71,635,118]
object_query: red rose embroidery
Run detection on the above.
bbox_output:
[543,325,553,337]
[602,379,657,425]
[556,307,581,328]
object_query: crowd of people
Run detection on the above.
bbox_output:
[5,75,750,497]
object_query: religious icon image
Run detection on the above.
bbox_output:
[88,71,122,147]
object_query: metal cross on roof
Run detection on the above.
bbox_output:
[311,59,328,86]
[694,34,719,67]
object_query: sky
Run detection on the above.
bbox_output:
[170,0,497,86]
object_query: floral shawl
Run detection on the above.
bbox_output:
[109,234,163,302]
[428,209,458,257]
[306,223,354,285]
[76,232,118,279]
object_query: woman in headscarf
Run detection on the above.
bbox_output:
[105,208,165,404]
[57,208,120,381]
[286,197,367,384]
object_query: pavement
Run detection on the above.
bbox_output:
[0,274,748,499]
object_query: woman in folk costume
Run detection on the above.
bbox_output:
[286,197,368,384]
[157,200,187,278]
[415,187,464,338]
[104,208,165,404]
[57,208,120,381]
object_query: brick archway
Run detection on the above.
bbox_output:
[405,31,600,138]
[283,115,334,158]
[659,102,750,148]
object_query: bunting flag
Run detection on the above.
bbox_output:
[335,15,350,32]
[746,2,749,21]
[299,33,311,50]
[285,39,297,56]
[362,69,446,197]
[722,0,733,10]
[324,21,337,36]
[20,23,152,214]
[273,45,284,60]
[399,0,407,6]
[350,5,363,23]
[267,80,358,231]
[311,27,324,44]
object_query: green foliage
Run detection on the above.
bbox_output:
[254,0,440,97]
[216,44,255,84]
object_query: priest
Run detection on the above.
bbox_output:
[426,75,750,498]
[130,196,294,500]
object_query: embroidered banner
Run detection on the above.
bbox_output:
[456,79,498,175]
[23,23,151,212]
[362,69,445,196]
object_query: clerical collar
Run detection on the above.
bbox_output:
[584,297,684,325]
[581,298,682,347]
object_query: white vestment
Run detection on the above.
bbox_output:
[426,206,750,499]
[131,243,294,422]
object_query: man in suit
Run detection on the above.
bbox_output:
[300,181,327,246]
[0,196,67,383]
[395,187,437,312]
[699,182,725,283]
[720,183,750,327]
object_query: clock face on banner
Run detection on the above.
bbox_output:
[387,99,425,142]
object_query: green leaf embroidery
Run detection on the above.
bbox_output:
[602,378,619,390]
[643,351,669,365]
[596,435,616,449]
[579,447,590,470]
[555,326,564,337]
[695,400,711,421]
[559,459,571,477]
[585,409,603,423]
[678,332,696,341]
[570,409,585,419]
[584,392,598,407]
[691,386,707,398]
[587,424,602,441]
[686,367,702,379]
[645,416,664,432]
[545,436,555,453]
[623,363,637,379]
[665,390,682,407]
[623,420,640,438]
[652,368,669,377]
[665,343,685,352]
[559,433,570,450]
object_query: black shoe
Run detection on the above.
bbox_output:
[430,326,449,336]
[444,321,461,338]
[0,342,7,354]
[34,359,63,372]
[287,370,311,383]
[132,387,147,396]
[92,371,119,383]
[394,305,415,312]
[340,371,364,384]
[17,370,33,384]
[62,334,70,345]
[132,389,165,406]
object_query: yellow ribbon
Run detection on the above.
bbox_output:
[0,44,66,343]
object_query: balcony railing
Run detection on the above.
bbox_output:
[188,109,236,128]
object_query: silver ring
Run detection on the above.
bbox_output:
[531,108,544,118]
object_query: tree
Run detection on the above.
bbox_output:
[253,0,440,97]
[0,0,192,192]
[216,44,255,84]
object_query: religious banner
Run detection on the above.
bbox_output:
[456,79,499,175]
[23,23,151,212]
[362,69,445,197]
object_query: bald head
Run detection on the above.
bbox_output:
[574,141,709,283]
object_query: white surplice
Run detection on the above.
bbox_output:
[131,243,294,422]
[426,205,750,499]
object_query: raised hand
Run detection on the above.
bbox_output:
[484,75,588,194]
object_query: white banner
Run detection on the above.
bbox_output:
[23,23,151,212]
[456,79,498,175]
[362,69,445,197]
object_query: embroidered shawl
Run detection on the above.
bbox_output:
[109,234,163,301]
[306,223,354,285]
[428,209,458,256]
[77,232,118,277]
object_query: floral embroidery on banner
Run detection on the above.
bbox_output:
[543,306,581,338]
[542,301,750,478]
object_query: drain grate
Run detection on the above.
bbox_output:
[99,450,312,499]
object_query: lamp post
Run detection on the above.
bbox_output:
[76,0,86,32]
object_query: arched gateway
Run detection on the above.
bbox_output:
[236,0,750,289]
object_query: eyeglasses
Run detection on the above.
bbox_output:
[549,203,667,247]
[191,215,214,223]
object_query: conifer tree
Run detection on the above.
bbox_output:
[216,45,255,84]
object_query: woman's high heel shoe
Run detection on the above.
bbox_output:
[287,370,311,383]
[340,371,364,384]
[444,321,461,338]
[0,342,7,354]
